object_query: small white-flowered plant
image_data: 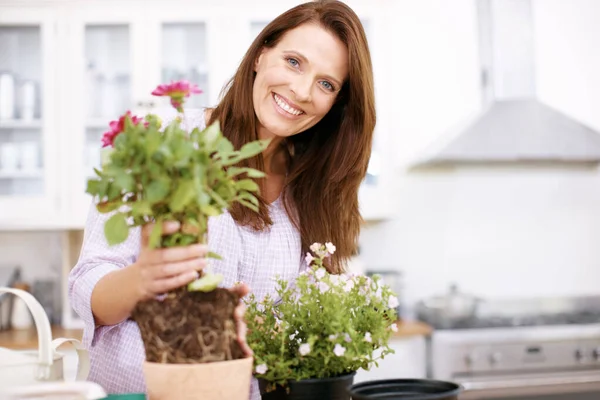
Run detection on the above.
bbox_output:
[245,241,398,390]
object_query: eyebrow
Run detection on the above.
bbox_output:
[284,50,343,87]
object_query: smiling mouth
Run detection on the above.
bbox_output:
[272,93,304,116]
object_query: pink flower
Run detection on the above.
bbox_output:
[101,111,147,148]
[151,80,202,112]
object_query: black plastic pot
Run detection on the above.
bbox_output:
[348,379,462,400]
[259,372,355,400]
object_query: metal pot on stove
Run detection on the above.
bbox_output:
[415,284,482,328]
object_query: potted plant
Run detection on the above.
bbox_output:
[245,243,400,400]
[85,81,269,400]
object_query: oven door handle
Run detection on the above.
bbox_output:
[461,372,600,392]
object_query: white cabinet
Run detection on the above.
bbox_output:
[0,0,395,229]
[0,9,60,227]
[354,336,428,383]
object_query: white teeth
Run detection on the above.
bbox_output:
[273,94,302,115]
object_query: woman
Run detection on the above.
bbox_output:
[69,0,375,398]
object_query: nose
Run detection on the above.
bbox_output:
[290,75,312,103]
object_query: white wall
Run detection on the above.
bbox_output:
[533,0,600,131]
[360,0,600,308]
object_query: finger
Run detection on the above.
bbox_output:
[141,220,181,247]
[236,320,253,357]
[147,244,208,265]
[150,257,206,280]
[234,304,246,321]
[150,270,200,294]
[230,283,250,298]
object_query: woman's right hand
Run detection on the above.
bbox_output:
[131,220,208,302]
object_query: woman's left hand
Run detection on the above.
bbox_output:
[231,283,254,357]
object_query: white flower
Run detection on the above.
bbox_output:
[333,344,346,357]
[318,281,330,293]
[325,242,336,254]
[344,333,352,343]
[305,252,315,265]
[315,268,326,280]
[310,242,322,253]
[328,334,338,341]
[255,364,268,374]
[388,296,399,309]
[390,323,398,332]
[330,274,340,285]
[365,332,372,343]
[299,343,311,356]
[344,280,354,292]
[374,287,383,299]
[289,333,297,340]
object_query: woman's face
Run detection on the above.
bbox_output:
[253,23,349,140]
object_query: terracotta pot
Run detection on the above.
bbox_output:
[143,357,253,400]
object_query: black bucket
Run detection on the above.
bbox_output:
[259,372,355,400]
[348,379,462,400]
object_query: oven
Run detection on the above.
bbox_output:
[421,296,600,400]
[458,369,600,399]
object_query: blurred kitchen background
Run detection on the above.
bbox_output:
[1,0,600,397]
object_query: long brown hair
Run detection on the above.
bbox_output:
[209,0,375,273]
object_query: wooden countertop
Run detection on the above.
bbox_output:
[0,320,432,350]
[392,320,432,338]
[0,326,83,350]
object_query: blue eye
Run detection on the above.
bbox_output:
[287,57,300,67]
[320,81,335,91]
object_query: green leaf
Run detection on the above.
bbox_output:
[197,190,211,206]
[237,198,259,212]
[246,168,266,178]
[145,179,170,203]
[169,180,196,212]
[97,201,120,213]
[114,173,135,192]
[104,213,129,245]
[227,167,266,179]
[200,204,221,216]
[203,121,221,148]
[131,201,153,216]
[145,129,162,155]
[86,179,101,196]
[107,182,122,201]
[238,191,259,207]
[187,273,224,292]
[239,139,270,159]
[235,179,259,192]
[207,251,223,260]
[207,188,229,209]
[215,136,234,153]
[149,217,163,249]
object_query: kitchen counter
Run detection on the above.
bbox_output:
[392,320,433,338]
[0,326,83,350]
[0,320,432,350]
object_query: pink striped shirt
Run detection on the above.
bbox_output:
[68,109,305,399]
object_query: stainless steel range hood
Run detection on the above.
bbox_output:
[416,0,600,167]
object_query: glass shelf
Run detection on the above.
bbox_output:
[0,26,44,197]
[161,22,209,109]
[82,24,131,180]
